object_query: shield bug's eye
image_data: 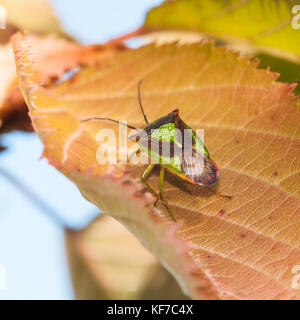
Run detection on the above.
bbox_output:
[129,134,137,141]
[129,132,142,142]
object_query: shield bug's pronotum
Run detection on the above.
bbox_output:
[81,80,231,221]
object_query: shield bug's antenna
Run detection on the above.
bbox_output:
[80,117,138,130]
[138,80,149,124]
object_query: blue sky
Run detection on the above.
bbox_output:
[51,0,162,44]
[0,0,162,299]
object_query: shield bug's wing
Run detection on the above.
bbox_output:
[182,150,219,186]
[174,116,219,186]
[174,116,209,157]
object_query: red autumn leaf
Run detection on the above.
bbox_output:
[0,33,125,133]
[12,32,300,300]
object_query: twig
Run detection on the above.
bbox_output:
[106,26,147,45]
[0,167,68,227]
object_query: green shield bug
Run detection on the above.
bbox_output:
[81,80,231,221]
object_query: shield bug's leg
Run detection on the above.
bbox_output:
[159,166,177,222]
[141,164,160,200]
[214,182,232,200]
[128,146,141,163]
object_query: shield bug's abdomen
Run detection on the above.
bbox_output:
[182,152,219,186]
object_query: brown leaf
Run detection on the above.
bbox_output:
[12,32,300,300]
[0,42,29,132]
[0,24,18,44]
[21,34,126,85]
[0,33,125,132]
[66,214,188,300]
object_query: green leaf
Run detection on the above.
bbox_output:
[145,0,300,63]
[257,52,300,94]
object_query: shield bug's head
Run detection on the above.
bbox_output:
[170,109,179,116]
[129,108,180,142]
